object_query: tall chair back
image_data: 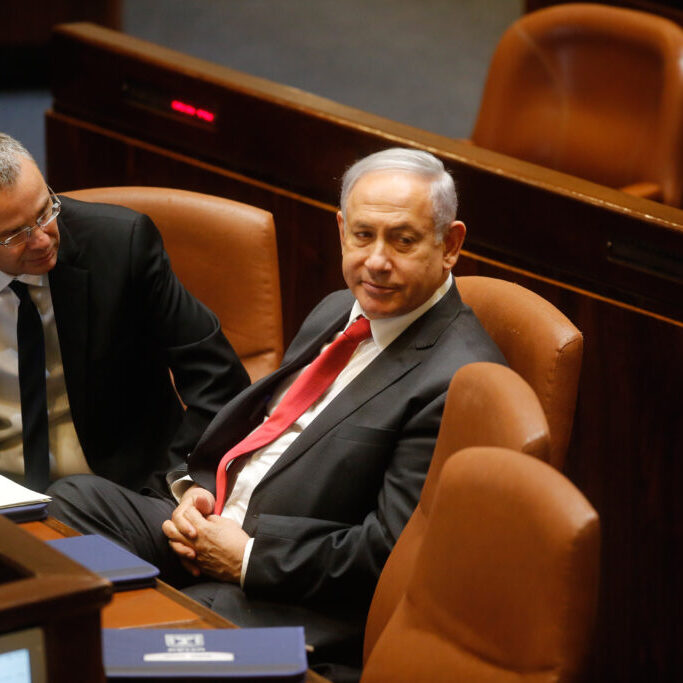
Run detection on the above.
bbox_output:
[457,275,582,470]
[363,362,550,661]
[470,3,683,206]
[362,446,600,683]
[63,187,283,382]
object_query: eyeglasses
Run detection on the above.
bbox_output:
[0,188,61,248]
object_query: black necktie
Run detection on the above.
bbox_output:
[9,280,50,492]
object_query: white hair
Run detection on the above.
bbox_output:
[339,147,458,241]
[0,133,34,188]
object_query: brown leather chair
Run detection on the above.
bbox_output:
[456,275,582,470]
[361,446,600,683]
[363,361,551,662]
[469,3,683,207]
[62,187,283,382]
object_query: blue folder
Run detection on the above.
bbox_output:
[46,534,159,590]
[102,627,307,681]
[0,501,48,522]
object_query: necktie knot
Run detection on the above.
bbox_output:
[9,280,29,301]
[343,316,371,344]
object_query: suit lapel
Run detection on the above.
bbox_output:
[258,345,421,486]
[49,219,89,439]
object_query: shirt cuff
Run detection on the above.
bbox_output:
[240,537,254,588]
[169,474,195,503]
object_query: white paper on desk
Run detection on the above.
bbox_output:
[0,474,50,508]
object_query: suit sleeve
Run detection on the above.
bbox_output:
[129,213,251,463]
[242,391,446,608]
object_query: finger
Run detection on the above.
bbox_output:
[161,519,179,540]
[162,519,194,545]
[168,539,196,560]
[193,491,215,516]
[172,505,198,539]
[183,505,208,529]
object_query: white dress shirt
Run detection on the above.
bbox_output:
[0,272,91,483]
[172,276,453,583]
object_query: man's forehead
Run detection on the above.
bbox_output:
[347,171,433,217]
[351,169,430,193]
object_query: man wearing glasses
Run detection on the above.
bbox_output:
[0,133,249,493]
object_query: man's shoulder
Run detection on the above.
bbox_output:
[282,290,353,360]
[422,297,507,374]
[59,195,146,227]
[392,282,507,379]
[57,196,159,260]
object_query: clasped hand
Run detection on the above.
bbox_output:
[161,484,249,583]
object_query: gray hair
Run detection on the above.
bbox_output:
[339,147,458,241]
[0,133,34,188]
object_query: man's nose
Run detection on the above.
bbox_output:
[364,240,391,271]
[25,226,51,248]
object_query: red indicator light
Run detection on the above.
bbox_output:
[196,109,215,123]
[171,99,215,124]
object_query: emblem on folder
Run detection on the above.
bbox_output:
[142,633,235,662]
[164,633,205,649]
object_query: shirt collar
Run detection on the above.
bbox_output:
[0,271,49,292]
[348,275,453,350]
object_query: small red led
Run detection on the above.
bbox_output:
[171,99,215,123]
[196,109,215,123]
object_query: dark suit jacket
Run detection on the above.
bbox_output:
[50,196,250,490]
[186,283,505,612]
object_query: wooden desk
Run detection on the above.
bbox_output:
[21,518,330,682]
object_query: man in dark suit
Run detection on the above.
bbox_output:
[49,148,505,680]
[0,132,249,491]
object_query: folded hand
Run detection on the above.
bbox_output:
[162,487,249,582]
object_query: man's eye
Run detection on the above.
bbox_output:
[1,228,25,240]
[394,235,416,248]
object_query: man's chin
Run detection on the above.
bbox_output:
[25,252,57,274]
[357,298,403,320]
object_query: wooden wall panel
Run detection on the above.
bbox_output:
[46,111,344,343]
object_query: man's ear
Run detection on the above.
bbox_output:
[337,211,346,248]
[442,220,466,270]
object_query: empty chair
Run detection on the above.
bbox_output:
[362,446,600,683]
[469,3,683,206]
[62,187,283,382]
[456,275,582,470]
[363,361,550,661]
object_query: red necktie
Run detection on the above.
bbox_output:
[214,316,372,513]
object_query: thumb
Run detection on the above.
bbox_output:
[194,491,215,516]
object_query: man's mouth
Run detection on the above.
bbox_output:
[27,248,55,264]
[361,280,398,295]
